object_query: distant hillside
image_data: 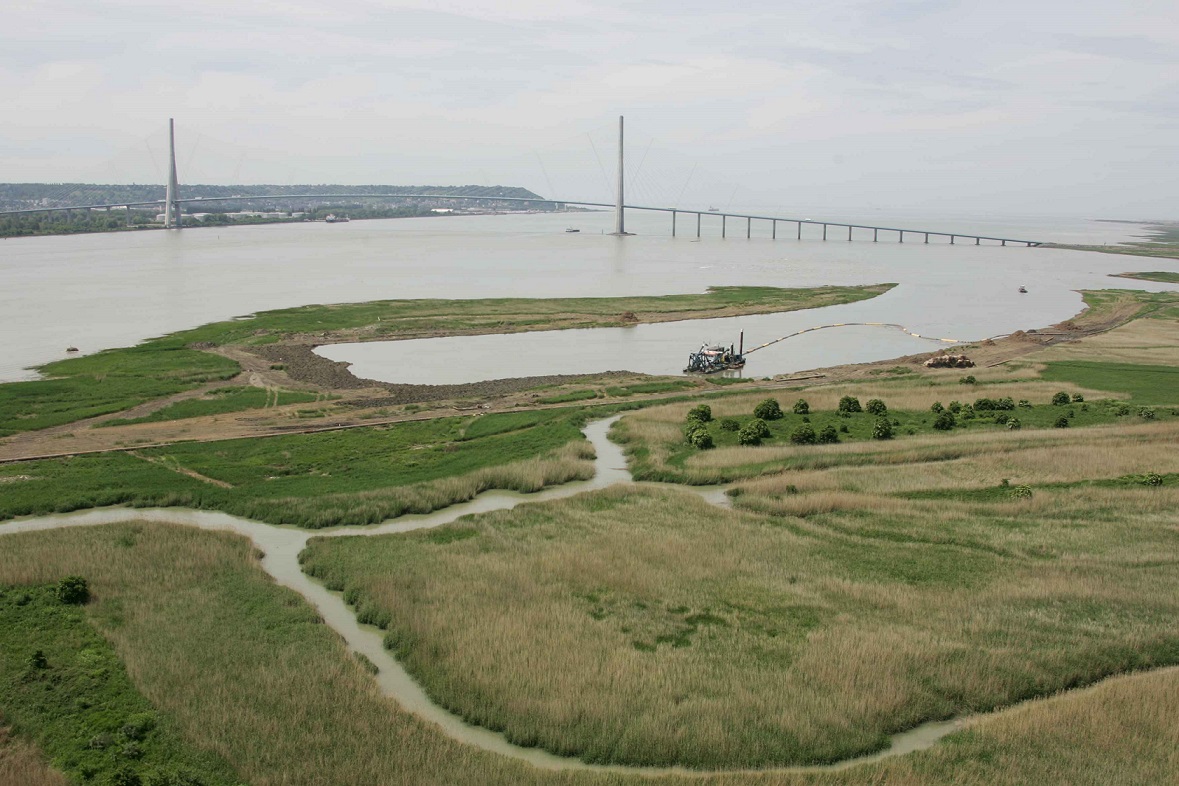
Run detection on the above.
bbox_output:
[0,183,549,212]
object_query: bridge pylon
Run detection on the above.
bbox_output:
[163,118,181,229]
[612,115,631,236]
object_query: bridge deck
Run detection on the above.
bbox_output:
[0,194,1042,246]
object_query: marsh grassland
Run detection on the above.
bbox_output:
[2,286,1179,784]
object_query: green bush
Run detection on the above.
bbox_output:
[790,424,817,445]
[737,424,762,446]
[792,399,810,415]
[684,424,714,449]
[871,418,894,440]
[1010,484,1033,499]
[959,375,976,385]
[753,399,783,420]
[1018,399,1033,409]
[1071,393,1084,403]
[718,418,740,432]
[685,404,712,424]
[1052,391,1071,406]
[930,402,944,413]
[28,649,48,670]
[865,399,887,415]
[933,411,956,431]
[994,413,1009,425]
[1053,415,1070,428]
[748,419,771,438]
[1006,418,1021,430]
[837,396,862,414]
[56,575,90,605]
[948,400,962,413]
[1138,407,1157,420]
[1141,473,1164,487]
[817,425,839,444]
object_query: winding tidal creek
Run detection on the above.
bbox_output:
[0,415,1035,776]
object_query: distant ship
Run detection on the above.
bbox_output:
[707,206,720,212]
[565,227,580,233]
[1018,286,1028,293]
[324,214,350,223]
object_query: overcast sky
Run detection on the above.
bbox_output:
[3,0,1177,217]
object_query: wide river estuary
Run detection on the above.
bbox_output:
[3,209,1177,383]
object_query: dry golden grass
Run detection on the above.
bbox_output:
[3,520,1178,783]
[1035,317,1179,365]
[0,728,67,786]
[733,420,1179,497]
[301,478,1179,770]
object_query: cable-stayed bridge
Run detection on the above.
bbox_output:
[0,118,1043,247]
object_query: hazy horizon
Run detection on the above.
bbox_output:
[4,1,1178,218]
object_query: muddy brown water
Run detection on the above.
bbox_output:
[0,416,1014,775]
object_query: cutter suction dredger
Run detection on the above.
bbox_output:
[684,332,747,374]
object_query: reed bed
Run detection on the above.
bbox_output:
[733,422,1179,497]
[0,729,66,786]
[301,480,1179,770]
[2,520,1177,783]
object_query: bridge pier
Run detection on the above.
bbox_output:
[847,225,852,241]
[772,219,776,239]
[899,231,904,243]
[950,235,955,245]
[873,228,878,242]
[924,233,929,244]
[722,215,726,238]
[822,224,827,241]
[797,222,801,240]
[746,216,751,239]
[697,213,701,238]
[671,210,676,237]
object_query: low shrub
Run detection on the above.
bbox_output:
[792,399,810,415]
[1006,418,1021,430]
[865,399,888,416]
[817,425,839,444]
[948,401,962,413]
[753,399,783,420]
[737,424,762,446]
[1053,416,1070,428]
[1010,484,1033,499]
[1052,391,1071,406]
[685,424,714,450]
[959,375,976,385]
[1071,393,1084,403]
[871,418,894,440]
[837,396,862,414]
[933,411,956,431]
[1018,399,1032,409]
[56,575,90,605]
[686,404,712,424]
[790,424,817,445]
[1139,407,1157,420]
[718,418,740,432]
[930,402,944,413]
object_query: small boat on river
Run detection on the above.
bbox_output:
[1018,286,1028,293]
[565,227,580,233]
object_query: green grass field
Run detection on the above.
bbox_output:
[100,386,327,427]
[0,343,240,438]
[0,582,241,785]
[1112,271,1179,284]
[0,409,591,528]
[1039,361,1179,404]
